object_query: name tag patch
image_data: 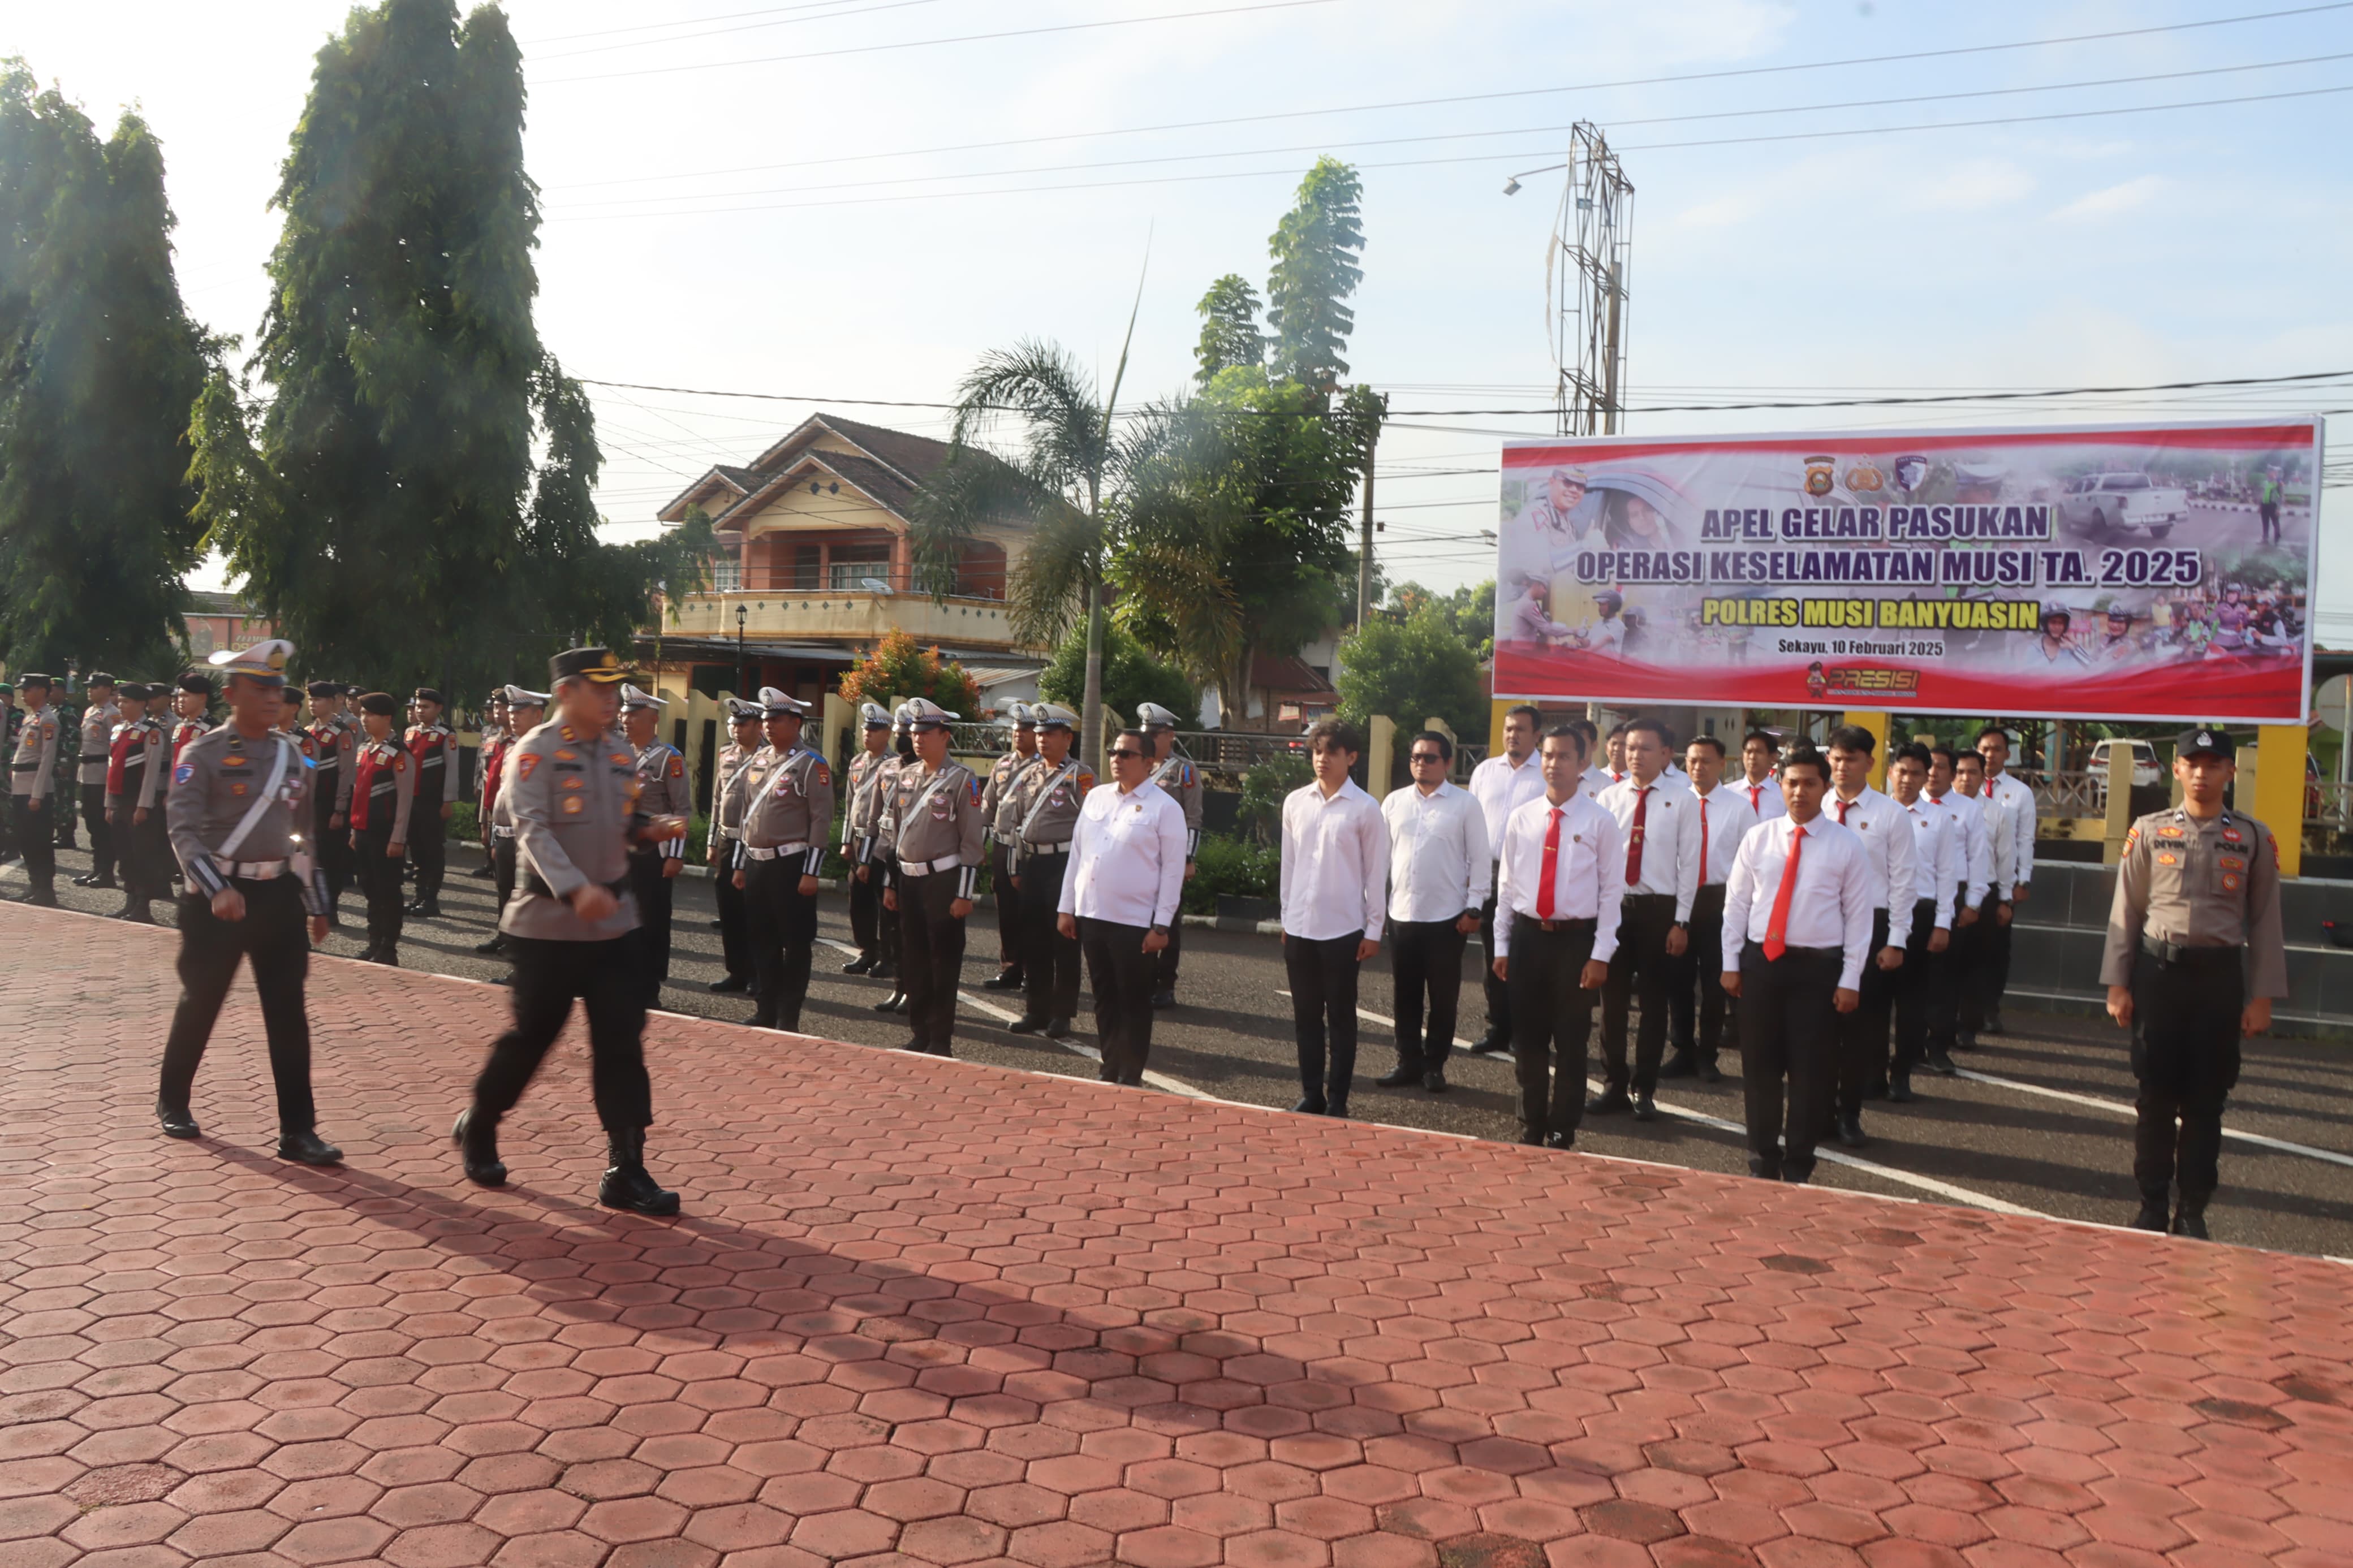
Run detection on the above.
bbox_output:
[562,796,584,815]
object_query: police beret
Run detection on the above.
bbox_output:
[305,680,339,698]
[412,687,446,706]
[17,672,54,689]
[87,672,117,688]
[357,692,399,717]
[178,673,213,697]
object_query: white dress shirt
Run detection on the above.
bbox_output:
[1826,784,1920,944]
[1733,773,1788,822]
[1928,788,1993,908]
[1981,770,2036,892]
[1897,794,1960,931]
[1468,749,1545,864]
[1584,766,1620,800]
[1493,792,1625,960]
[1721,814,1876,990]
[1690,784,1754,888]
[1382,780,1489,925]
[1060,780,1188,929]
[1594,774,1701,922]
[1280,778,1390,943]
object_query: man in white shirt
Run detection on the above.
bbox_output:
[1825,725,1917,1122]
[1926,746,1990,1055]
[1279,720,1389,1118]
[1592,718,1701,1120]
[1492,725,1622,1149]
[1575,718,1612,799]
[1664,735,1751,1085]
[1467,704,1544,1055]
[1721,746,1873,1183]
[1380,731,1489,1094]
[1884,745,1962,1129]
[1735,731,1787,822]
[1968,726,2037,1036]
[1058,728,1187,1087]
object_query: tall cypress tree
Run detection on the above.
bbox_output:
[192,0,704,691]
[0,64,211,675]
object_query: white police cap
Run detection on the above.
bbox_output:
[758,686,812,718]
[859,701,893,728]
[1029,703,1080,731]
[903,697,959,730]
[619,683,667,712]
[1136,702,1182,731]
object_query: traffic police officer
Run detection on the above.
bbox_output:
[1005,703,1092,1038]
[74,673,120,888]
[839,701,894,975]
[157,640,340,1165]
[863,703,918,1012]
[729,688,834,1032]
[2101,726,2287,1239]
[456,646,688,1215]
[8,672,63,905]
[621,684,689,1007]
[403,688,460,917]
[479,685,547,959]
[348,692,416,964]
[981,702,1040,992]
[705,697,764,992]
[877,697,984,1055]
[1137,702,1202,1008]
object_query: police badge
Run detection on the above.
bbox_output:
[1893,455,1929,495]
[1803,455,1837,498]
[1844,463,1885,493]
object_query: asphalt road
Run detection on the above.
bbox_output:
[2066,497,2310,558]
[10,836,2350,1260]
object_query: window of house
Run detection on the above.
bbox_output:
[190,623,217,656]
[709,555,741,591]
[829,545,891,592]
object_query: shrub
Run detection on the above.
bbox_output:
[1236,751,1310,843]
[1184,832,1279,914]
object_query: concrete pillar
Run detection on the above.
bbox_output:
[821,693,851,778]
[1842,709,1890,790]
[1367,715,1397,802]
[2255,724,2306,878]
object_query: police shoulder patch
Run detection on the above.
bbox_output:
[968,776,984,806]
[667,757,684,780]
[1078,771,1096,791]
[813,761,830,787]
[173,763,194,785]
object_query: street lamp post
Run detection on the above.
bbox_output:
[735,602,748,699]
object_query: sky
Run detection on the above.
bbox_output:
[10,0,2351,629]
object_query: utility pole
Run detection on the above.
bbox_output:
[1355,414,1381,628]
[1550,123,1634,437]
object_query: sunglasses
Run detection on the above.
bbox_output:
[1108,749,1145,760]
[1410,751,1445,764]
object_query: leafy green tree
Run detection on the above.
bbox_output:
[189,0,700,693]
[0,66,211,675]
[1037,621,1197,729]
[1335,603,1487,749]
[1265,157,1364,393]
[1390,577,1496,663]
[1192,274,1264,385]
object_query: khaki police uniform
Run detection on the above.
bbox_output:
[982,741,1041,983]
[1145,751,1203,1002]
[841,741,894,967]
[7,689,64,903]
[77,696,120,884]
[2100,776,2287,1230]
[877,749,985,1053]
[854,744,912,983]
[730,741,835,1031]
[710,731,760,987]
[1005,748,1093,1027]
[630,732,690,1007]
[107,708,167,916]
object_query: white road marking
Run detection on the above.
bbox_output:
[1953,1065,2353,1170]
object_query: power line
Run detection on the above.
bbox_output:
[527,0,948,58]
[544,2,2353,185]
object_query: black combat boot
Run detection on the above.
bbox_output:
[2170,1195,2210,1241]
[277,1129,343,1166]
[599,1129,680,1216]
[453,1109,507,1187]
[2129,1190,2170,1232]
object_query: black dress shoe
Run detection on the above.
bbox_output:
[1657,1053,1697,1080]
[707,917,724,928]
[1955,1030,1978,1051]
[1007,1016,1049,1035]
[157,1103,199,1139]
[1374,1064,1423,1088]
[1631,1092,1658,1122]
[371,951,399,967]
[1925,1047,1957,1076]
[1519,1127,1546,1147]
[25,892,58,908]
[1747,1156,1783,1181]
[1466,1034,1510,1056]
[1697,1060,1722,1084]
[1887,1074,1915,1104]
[2170,1207,2209,1241]
[1984,1010,2005,1036]
[1585,1090,1631,1116]
[277,1130,343,1166]
[872,960,896,980]
[90,875,117,890]
[1042,1018,1072,1040]
[841,954,876,975]
[71,873,96,887]
[981,969,1024,991]
[2129,1198,2170,1232]
[452,1109,507,1187]
[706,974,749,994]
[468,864,495,878]
[1837,1113,1867,1148]
[1423,1070,1448,1094]
[1150,990,1176,1010]
[1545,1130,1574,1150]
[472,936,507,954]
[1290,1096,1327,1115]
[415,904,441,920]
[1324,1100,1349,1120]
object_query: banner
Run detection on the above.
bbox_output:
[1492,418,2322,724]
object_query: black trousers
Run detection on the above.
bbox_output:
[1600,895,1677,1094]
[1479,882,1509,1043]
[120,805,169,906]
[1739,940,1841,1178]
[2130,947,2245,1203]
[628,851,676,1009]
[313,784,351,914]
[1154,901,1185,994]
[472,932,652,1137]
[896,869,968,1052]
[1018,851,1081,1022]
[353,823,404,953]
[1669,883,1731,1065]
[1959,892,2011,1030]
[1081,917,1158,1084]
[745,855,817,1030]
[492,835,518,925]
[158,875,317,1134]
[1835,908,1896,1115]
[847,852,880,960]
[875,866,902,970]
[81,783,114,881]
[1507,918,1598,1141]
[10,793,55,896]
[716,843,752,981]
[408,804,446,905]
[1891,899,1945,1077]
[989,843,1023,971]
[1389,918,1467,1073]
[1284,930,1363,1107]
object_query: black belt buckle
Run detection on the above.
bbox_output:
[2140,934,2237,969]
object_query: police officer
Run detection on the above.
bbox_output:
[981,703,1040,992]
[705,698,765,992]
[300,681,354,923]
[1136,702,1202,1008]
[106,684,167,922]
[73,673,120,889]
[620,685,689,1008]
[479,685,547,960]
[7,672,63,905]
[2101,727,2287,1240]
[729,688,834,1031]
[865,704,919,1012]
[455,646,689,1215]
[348,692,416,964]
[838,701,894,975]
[877,698,984,1055]
[472,689,509,879]
[1005,703,1092,1038]
[0,682,16,868]
[403,688,460,917]
[157,640,340,1164]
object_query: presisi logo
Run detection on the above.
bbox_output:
[1821,667,1920,694]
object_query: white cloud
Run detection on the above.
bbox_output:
[2050,175,2164,222]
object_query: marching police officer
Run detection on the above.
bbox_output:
[877,698,984,1055]
[455,646,689,1214]
[839,701,895,975]
[705,697,764,992]
[478,685,547,960]
[729,688,834,1032]
[157,640,340,1164]
[981,702,1040,992]
[403,688,460,917]
[2101,726,2287,1240]
[1004,703,1092,1038]
[8,672,63,905]
[348,692,416,964]
[1137,702,1202,1008]
[621,684,689,1008]
[74,673,120,889]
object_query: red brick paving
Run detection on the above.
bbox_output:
[2,902,2351,1568]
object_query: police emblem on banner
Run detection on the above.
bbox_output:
[1803,455,1837,497]
[1844,463,1884,493]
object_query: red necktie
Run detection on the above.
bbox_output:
[1835,798,1851,824]
[1626,787,1648,886]
[1747,783,1762,814]
[1983,779,1993,800]
[1764,822,1802,960]
[1699,795,1710,884]
[1537,807,1562,919]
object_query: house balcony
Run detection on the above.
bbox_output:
[658,587,1033,654]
